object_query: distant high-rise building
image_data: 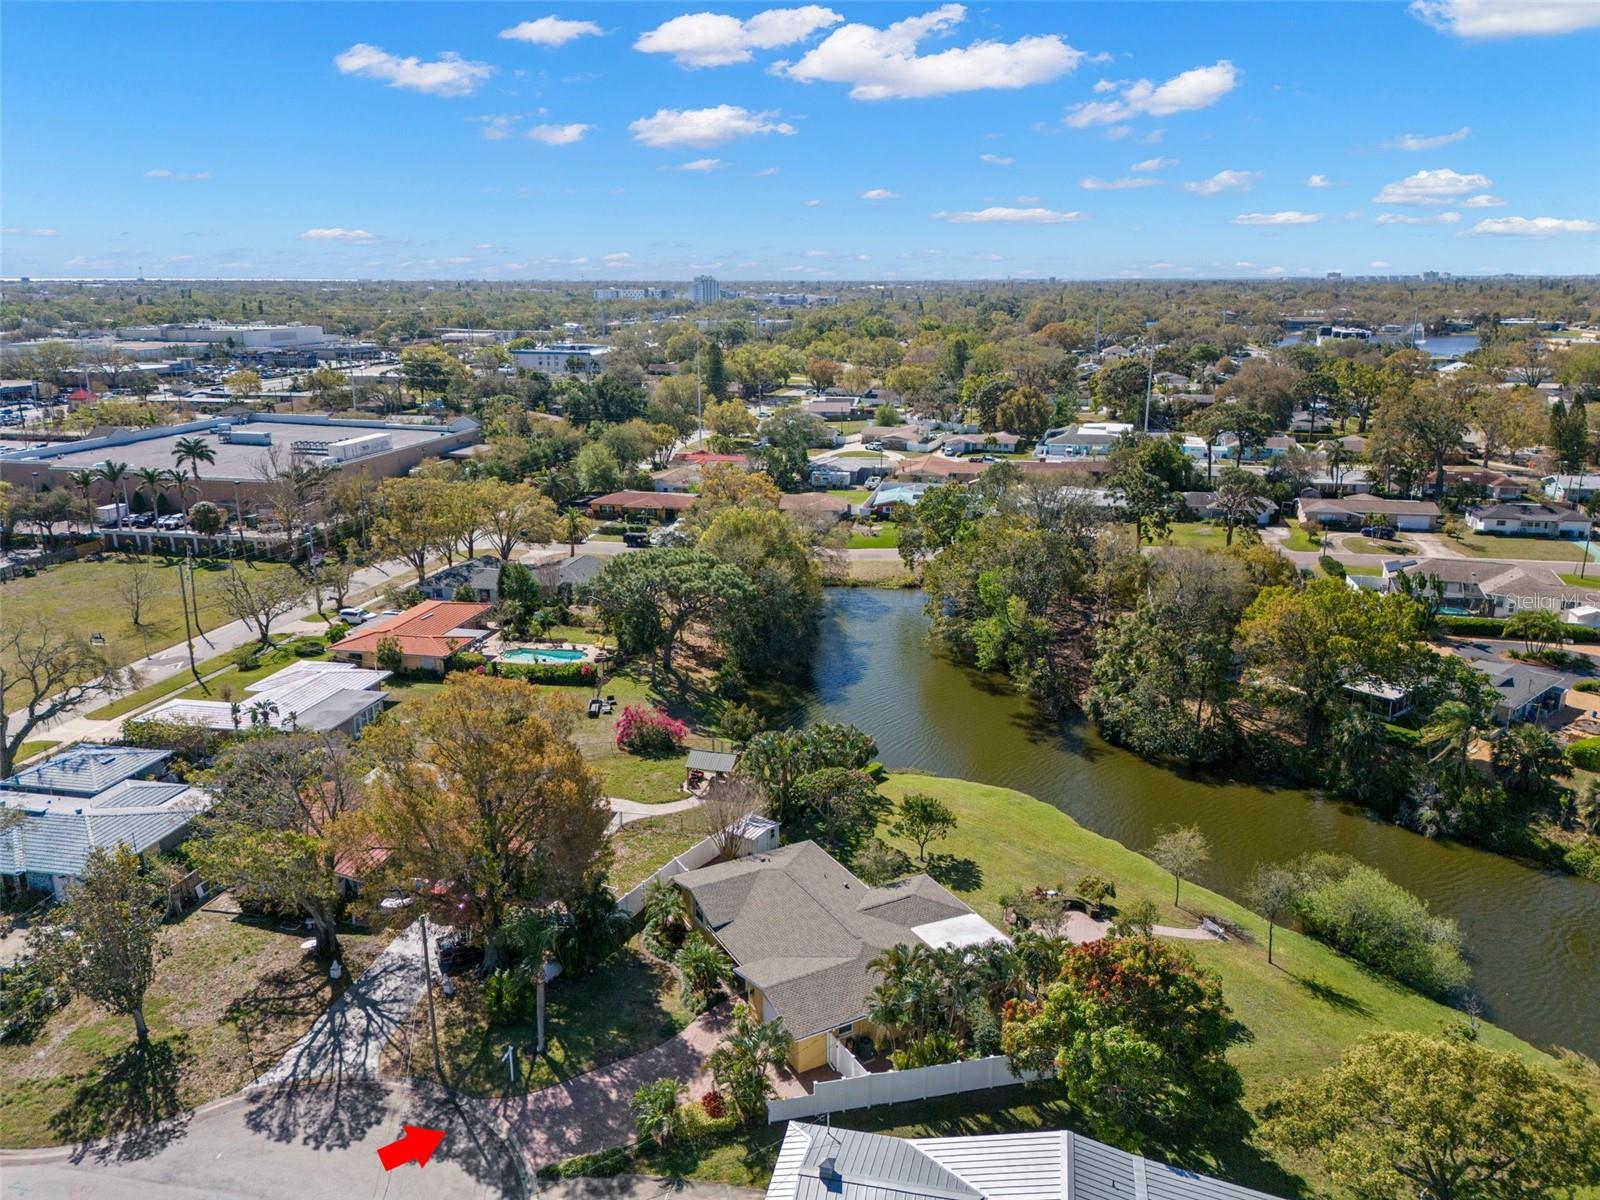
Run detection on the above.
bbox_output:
[1326,271,1342,280]
[691,275,722,305]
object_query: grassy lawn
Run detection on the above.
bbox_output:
[168,646,333,704]
[86,643,251,720]
[1341,562,1381,577]
[1558,572,1600,587]
[385,945,694,1099]
[1451,532,1589,562]
[609,810,706,890]
[0,555,297,694]
[1281,520,1323,553]
[848,526,901,550]
[1159,522,1230,550]
[836,420,868,435]
[833,450,888,459]
[14,740,59,763]
[829,488,872,505]
[571,670,720,805]
[0,900,390,1149]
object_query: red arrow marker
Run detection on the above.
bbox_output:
[377,1125,446,1171]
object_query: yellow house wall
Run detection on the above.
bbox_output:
[791,1032,828,1073]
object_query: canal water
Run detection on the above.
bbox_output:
[799,587,1600,1057]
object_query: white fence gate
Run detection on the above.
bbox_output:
[826,1033,868,1080]
[768,1054,1046,1122]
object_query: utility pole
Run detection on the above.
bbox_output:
[1143,321,1157,434]
[418,913,442,1076]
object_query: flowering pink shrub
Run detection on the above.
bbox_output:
[615,705,689,756]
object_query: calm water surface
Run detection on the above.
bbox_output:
[799,588,1600,1056]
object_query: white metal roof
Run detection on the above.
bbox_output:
[912,912,1011,951]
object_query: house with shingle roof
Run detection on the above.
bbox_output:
[766,1122,1272,1200]
[672,840,1008,1073]
[0,744,209,899]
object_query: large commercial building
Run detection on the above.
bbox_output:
[509,342,613,376]
[0,412,479,514]
[691,275,722,305]
[593,286,673,301]
[114,322,330,350]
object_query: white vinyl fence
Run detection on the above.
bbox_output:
[615,817,781,917]
[826,1033,868,1079]
[768,1054,1047,1123]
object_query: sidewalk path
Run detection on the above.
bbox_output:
[252,920,437,1089]
[608,794,702,831]
[488,1003,735,1167]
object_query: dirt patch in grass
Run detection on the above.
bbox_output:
[0,898,390,1149]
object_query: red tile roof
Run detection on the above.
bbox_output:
[333,600,492,659]
[589,490,695,511]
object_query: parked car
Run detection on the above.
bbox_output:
[156,514,185,530]
[1359,525,1398,540]
[437,932,483,975]
[337,607,372,624]
[622,530,651,548]
[864,476,882,489]
[865,440,883,451]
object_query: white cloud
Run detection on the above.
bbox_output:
[1371,260,1391,268]
[860,187,901,200]
[1066,60,1238,126]
[499,16,604,47]
[635,6,841,67]
[932,206,1086,224]
[629,104,795,148]
[1306,174,1337,188]
[300,228,377,242]
[1183,169,1259,196]
[479,115,517,141]
[527,122,590,145]
[1386,126,1471,150]
[603,251,631,262]
[1409,0,1600,38]
[1473,215,1600,235]
[144,168,211,181]
[1,226,58,237]
[1131,156,1177,171]
[1102,125,1132,141]
[1016,195,1042,204]
[1261,265,1287,276]
[1373,167,1490,204]
[1079,176,1159,190]
[676,158,726,171]
[333,43,492,97]
[755,166,781,177]
[779,4,1084,100]
[1462,193,1506,208]
[979,154,1014,166]
[1233,210,1323,225]
[804,198,823,207]
[1373,211,1462,225]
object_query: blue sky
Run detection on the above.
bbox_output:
[3,1,1598,281]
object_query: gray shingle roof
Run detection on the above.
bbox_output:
[674,841,987,1036]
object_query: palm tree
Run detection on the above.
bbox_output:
[172,435,216,481]
[94,460,133,535]
[163,467,197,515]
[559,508,590,559]
[1421,700,1479,788]
[67,468,99,532]
[134,466,169,520]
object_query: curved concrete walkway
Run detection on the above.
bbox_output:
[607,794,703,831]
[487,1002,735,1167]
[1059,910,1222,944]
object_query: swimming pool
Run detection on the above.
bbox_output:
[501,647,588,664]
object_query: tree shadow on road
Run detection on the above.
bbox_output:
[242,1067,391,1154]
[50,1034,193,1164]
[402,1081,530,1199]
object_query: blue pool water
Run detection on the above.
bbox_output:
[501,648,588,664]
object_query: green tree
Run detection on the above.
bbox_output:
[587,548,754,673]
[674,933,734,1010]
[1210,467,1263,546]
[697,505,822,676]
[631,1078,684,1147]
[1147,825,1211,907]
[1243,862,1304,967]
[737,722,877,824]
[704,340,729,402]
[1001,935,1242,1142]
[1502,607,1564,654]
[1491,723,1568,798]
[400,344,470,400]
[996,386,1052,440]
[1295,857,1469,992]
[1261,1032,1600,1200]
[707,1000,791,1122]
[889,792,957,862]
[224,369,262,399]
[171,435,216,481]
[32,845,167,1043]
[574,442,622,495]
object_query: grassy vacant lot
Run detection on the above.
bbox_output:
[1,555,298,696]
[609,773,1595,1195]
[1280,520,1322,552]
[385,944,694,1098]
[847,525,900,550]
[1159,522,1231,550]
[1452,532,1589,562]
[0,900,389,1149]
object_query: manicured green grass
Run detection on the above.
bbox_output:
[834,449,889,459]
[848,526,901,550]
[830,488,872,504]
[1281,520,1323,553]
[0,556,297,695]
[871,774,1568,1097]
[1451,532,1589,562]
[570,670,716,805]
[14,740,59,763]
[1338,536,1417,556]
[390,946,695,1098]
[1559,572,1600,588]
[1159,522,1230,550]
[836,420,868,435]
[1342,563,1381,577]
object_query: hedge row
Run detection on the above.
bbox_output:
[1436,615,1600,644]
[1568,737,1600,771]
[492,660,597,686]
